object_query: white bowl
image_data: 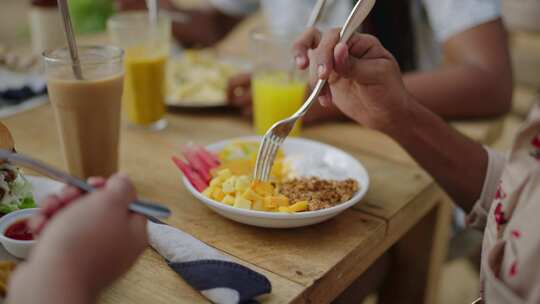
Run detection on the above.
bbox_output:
[0,208,39,259]
[182,136,370,228]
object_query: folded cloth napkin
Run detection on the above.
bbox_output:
[148,221,272,304]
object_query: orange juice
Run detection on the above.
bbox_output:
[252,72,307,136]
[123,51,166,125]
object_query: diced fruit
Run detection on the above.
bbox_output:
[212,188,225,201]
[223,195,235,205]
[172,156,207,192]
[235,176,250,192]
[278,206,291,213]
[234,197,252,209]
[263,197,277,209]
[209,177,223,187]
[252,199,265,211]
[252,181,273,196]
[202,187,213,198]
[263,196,289,210]
[221,177,236,194]
[242,188,261,202]
[289,201,309,212]
[218,169,233,179]
[183,149,212,182]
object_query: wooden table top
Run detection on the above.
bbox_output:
[3,102,501,303]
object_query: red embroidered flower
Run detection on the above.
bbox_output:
[509,261,518,277]
[532,135,540,148]
[494,203,508,227]
[511,230,521,238]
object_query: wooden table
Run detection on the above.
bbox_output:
[4,104,502,304]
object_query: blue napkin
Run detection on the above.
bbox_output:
[147,221,271,303]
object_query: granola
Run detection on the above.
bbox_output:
[280,177,359,211]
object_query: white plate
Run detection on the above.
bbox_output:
[182,136,370,228]
[0,176,63,260]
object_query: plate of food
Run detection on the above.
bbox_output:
[173,136,369,228]
[166,50,248,108]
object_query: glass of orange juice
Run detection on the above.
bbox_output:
[107,12,170,130]
[251,29,307,136]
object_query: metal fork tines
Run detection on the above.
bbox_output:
[252,0,376,182]
[0,149,171,219]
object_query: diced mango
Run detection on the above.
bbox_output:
[212,188,225,201]
[289,201,309,212]
[222,195,235,205]
[242,188,262,202]
[218,168,232,179]
[278,206,291,213]
[252,181,274,196]
[263,196,289,209]
[252,199,265,211]
[222,177,236,194]
[234,196,252,209]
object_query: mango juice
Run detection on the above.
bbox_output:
[252,72,307,136]
[123,51,166,125]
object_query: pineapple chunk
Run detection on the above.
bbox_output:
[242,188,262,202]
[278,206,291,213]
[264,196,289,209]
[218,168,233,179]
[202,187,214,198]
[222,177,236,194]
[211,188,225,201]
[209,177,223,187]
[289,201,309,212]
[252,181,274,196]
[252,199,265,211]
[235,176,250,192]
[233,196,252,209]
[222,195,235,205]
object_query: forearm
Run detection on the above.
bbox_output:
[403,65,511,119]
[8,260,97,304]
[387,99,488,212]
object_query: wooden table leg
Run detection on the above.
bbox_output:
[378,195,452,304]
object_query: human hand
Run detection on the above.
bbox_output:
[293,28,414,134]
[9,174,147,303]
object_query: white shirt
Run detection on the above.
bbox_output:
[209,0,501,69]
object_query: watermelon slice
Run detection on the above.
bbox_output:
[172,156,207,192]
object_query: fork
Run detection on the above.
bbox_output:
[0,149,171,219]
[253,0,376,182]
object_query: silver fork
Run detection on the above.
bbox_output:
[0,149,171,219]
[253,0,376,182]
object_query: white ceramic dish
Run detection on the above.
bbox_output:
[182,136,370,228]
[0,176,63,260]
[0,208,38,259]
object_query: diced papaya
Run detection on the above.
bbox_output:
[211,188,225,201]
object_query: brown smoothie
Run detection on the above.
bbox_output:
[47,72,123,178]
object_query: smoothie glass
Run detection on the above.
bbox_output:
[43,45,124,179]
[107,12,171,130]
[251,29,307,136]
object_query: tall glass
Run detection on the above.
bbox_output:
[107,12,170,130]
[43,45,124,178]
[251,29,307,136]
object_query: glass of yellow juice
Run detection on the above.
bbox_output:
[250,29,307,136]
[107,12,170,130]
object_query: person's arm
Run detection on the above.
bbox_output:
[405,19,513,118]
[293,29,490,211]
[116,0,244,48]
[8,175,147,304]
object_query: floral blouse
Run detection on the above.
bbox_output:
[468,97,540,303]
